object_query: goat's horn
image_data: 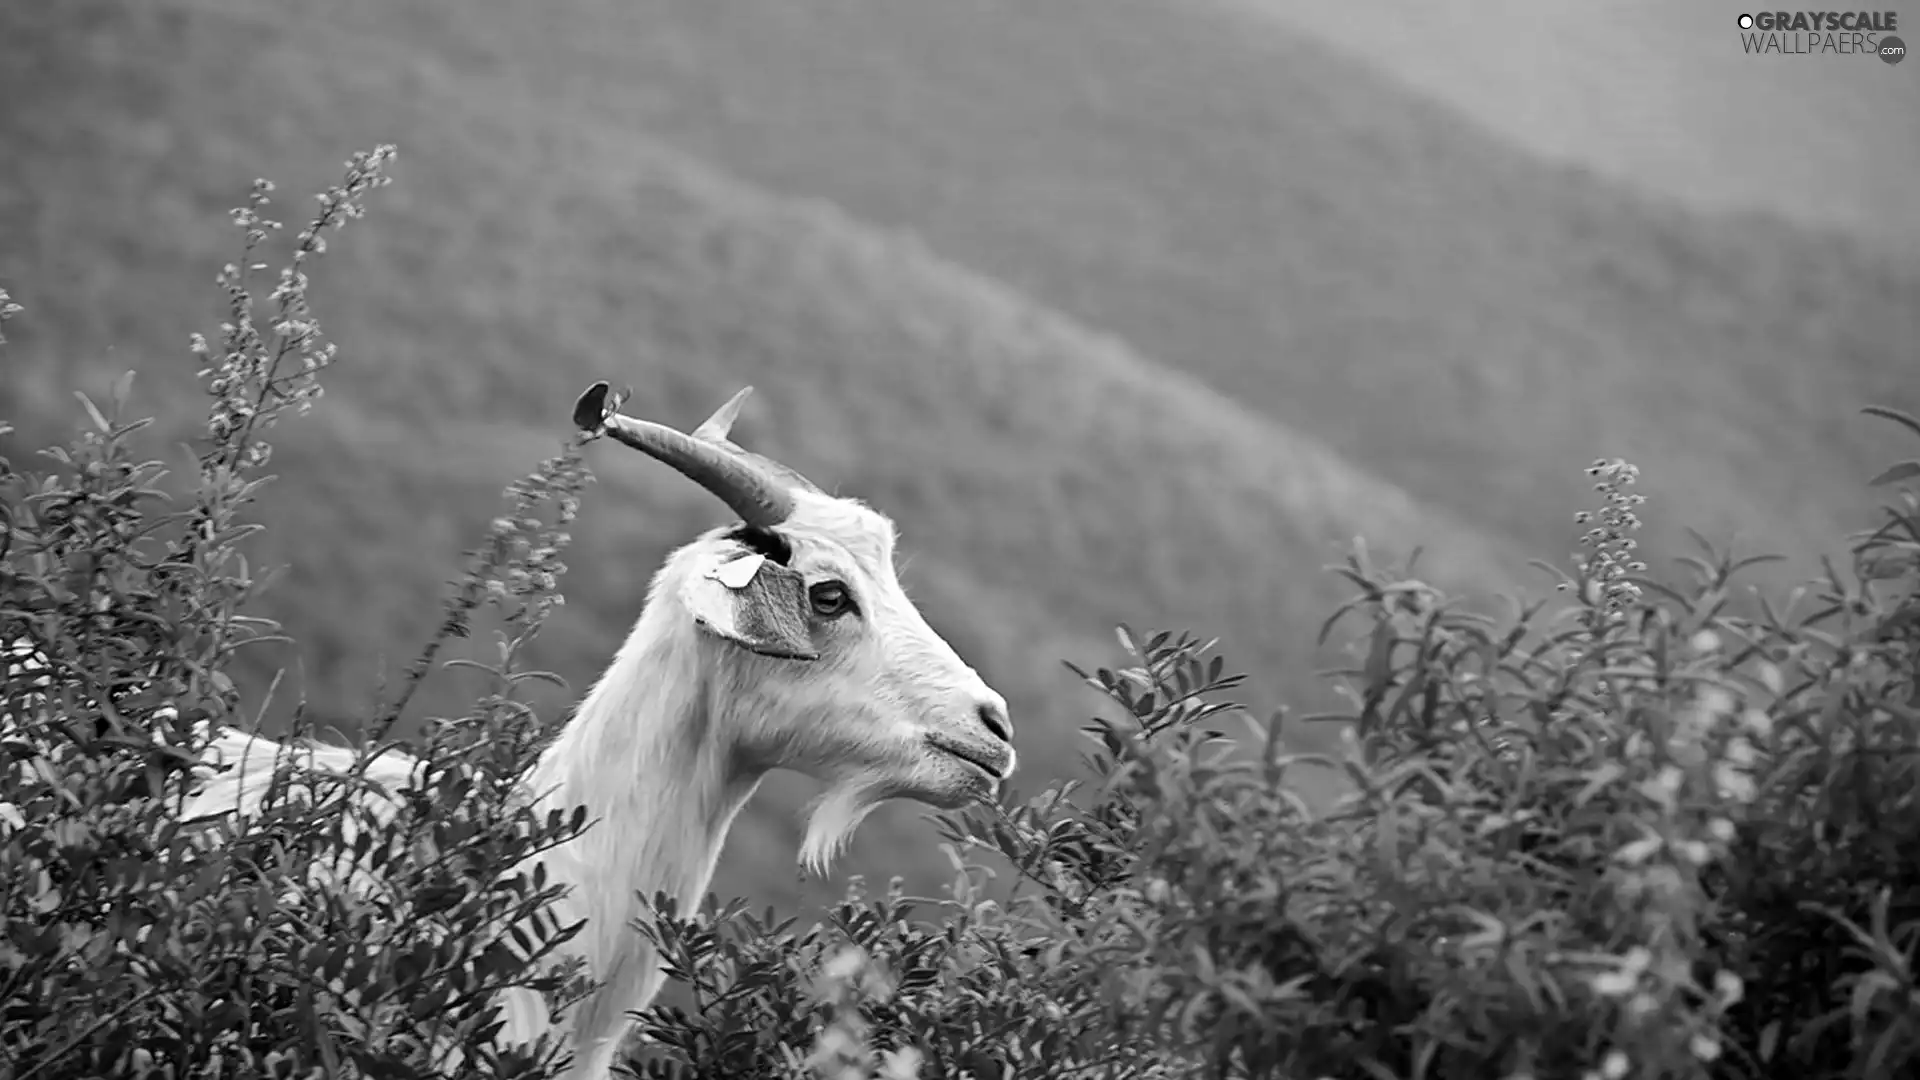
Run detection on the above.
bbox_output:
[690,387,826,496]
[573,382,797,528]
[691,387,754,442]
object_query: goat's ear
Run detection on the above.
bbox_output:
[680,553,820,661]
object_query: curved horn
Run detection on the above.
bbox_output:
[573,382,797,528]
[688,388,825,496]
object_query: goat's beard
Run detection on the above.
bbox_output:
[798,776,897,877]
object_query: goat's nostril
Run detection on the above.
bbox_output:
[976,700,1013,745]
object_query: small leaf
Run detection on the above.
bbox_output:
[1866,460,1920,487]
[74,390,112,433]
[1862,405,1920,442]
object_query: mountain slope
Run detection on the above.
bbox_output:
[8,0,1913,908]
[237,0,1917,579]
[0,1,1522,907]
[1214,0,1920,248]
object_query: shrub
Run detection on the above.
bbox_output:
[620,432,1920,1080]
[6,148,1920,1080]
[2,148,592,1079]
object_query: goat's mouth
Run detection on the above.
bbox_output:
[924,734,1014,783]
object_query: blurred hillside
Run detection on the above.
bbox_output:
[1221,0,1920,248]
[2,0,1914,910]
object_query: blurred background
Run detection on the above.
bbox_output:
[1,0,1915,912]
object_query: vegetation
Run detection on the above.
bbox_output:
[6,148,1920,1080]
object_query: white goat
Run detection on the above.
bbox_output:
[176,382,1019,1078]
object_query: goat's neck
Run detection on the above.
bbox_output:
[529,611,762,919]
[492,608,768,1077]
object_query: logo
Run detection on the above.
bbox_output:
[1736,10,1905,60]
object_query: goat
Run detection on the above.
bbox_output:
[175,382,1019,1078]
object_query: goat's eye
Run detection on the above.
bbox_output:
[808,581,854,618]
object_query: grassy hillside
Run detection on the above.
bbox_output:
[0,1,1526,909]
[260,0,1914,571]
[3,0,1913,911]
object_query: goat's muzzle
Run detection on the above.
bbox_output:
[922,689,1017,804]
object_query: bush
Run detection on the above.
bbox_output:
[6,149,1920,1080]
[616,446,1920,1080]
[2,148,591,1079]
